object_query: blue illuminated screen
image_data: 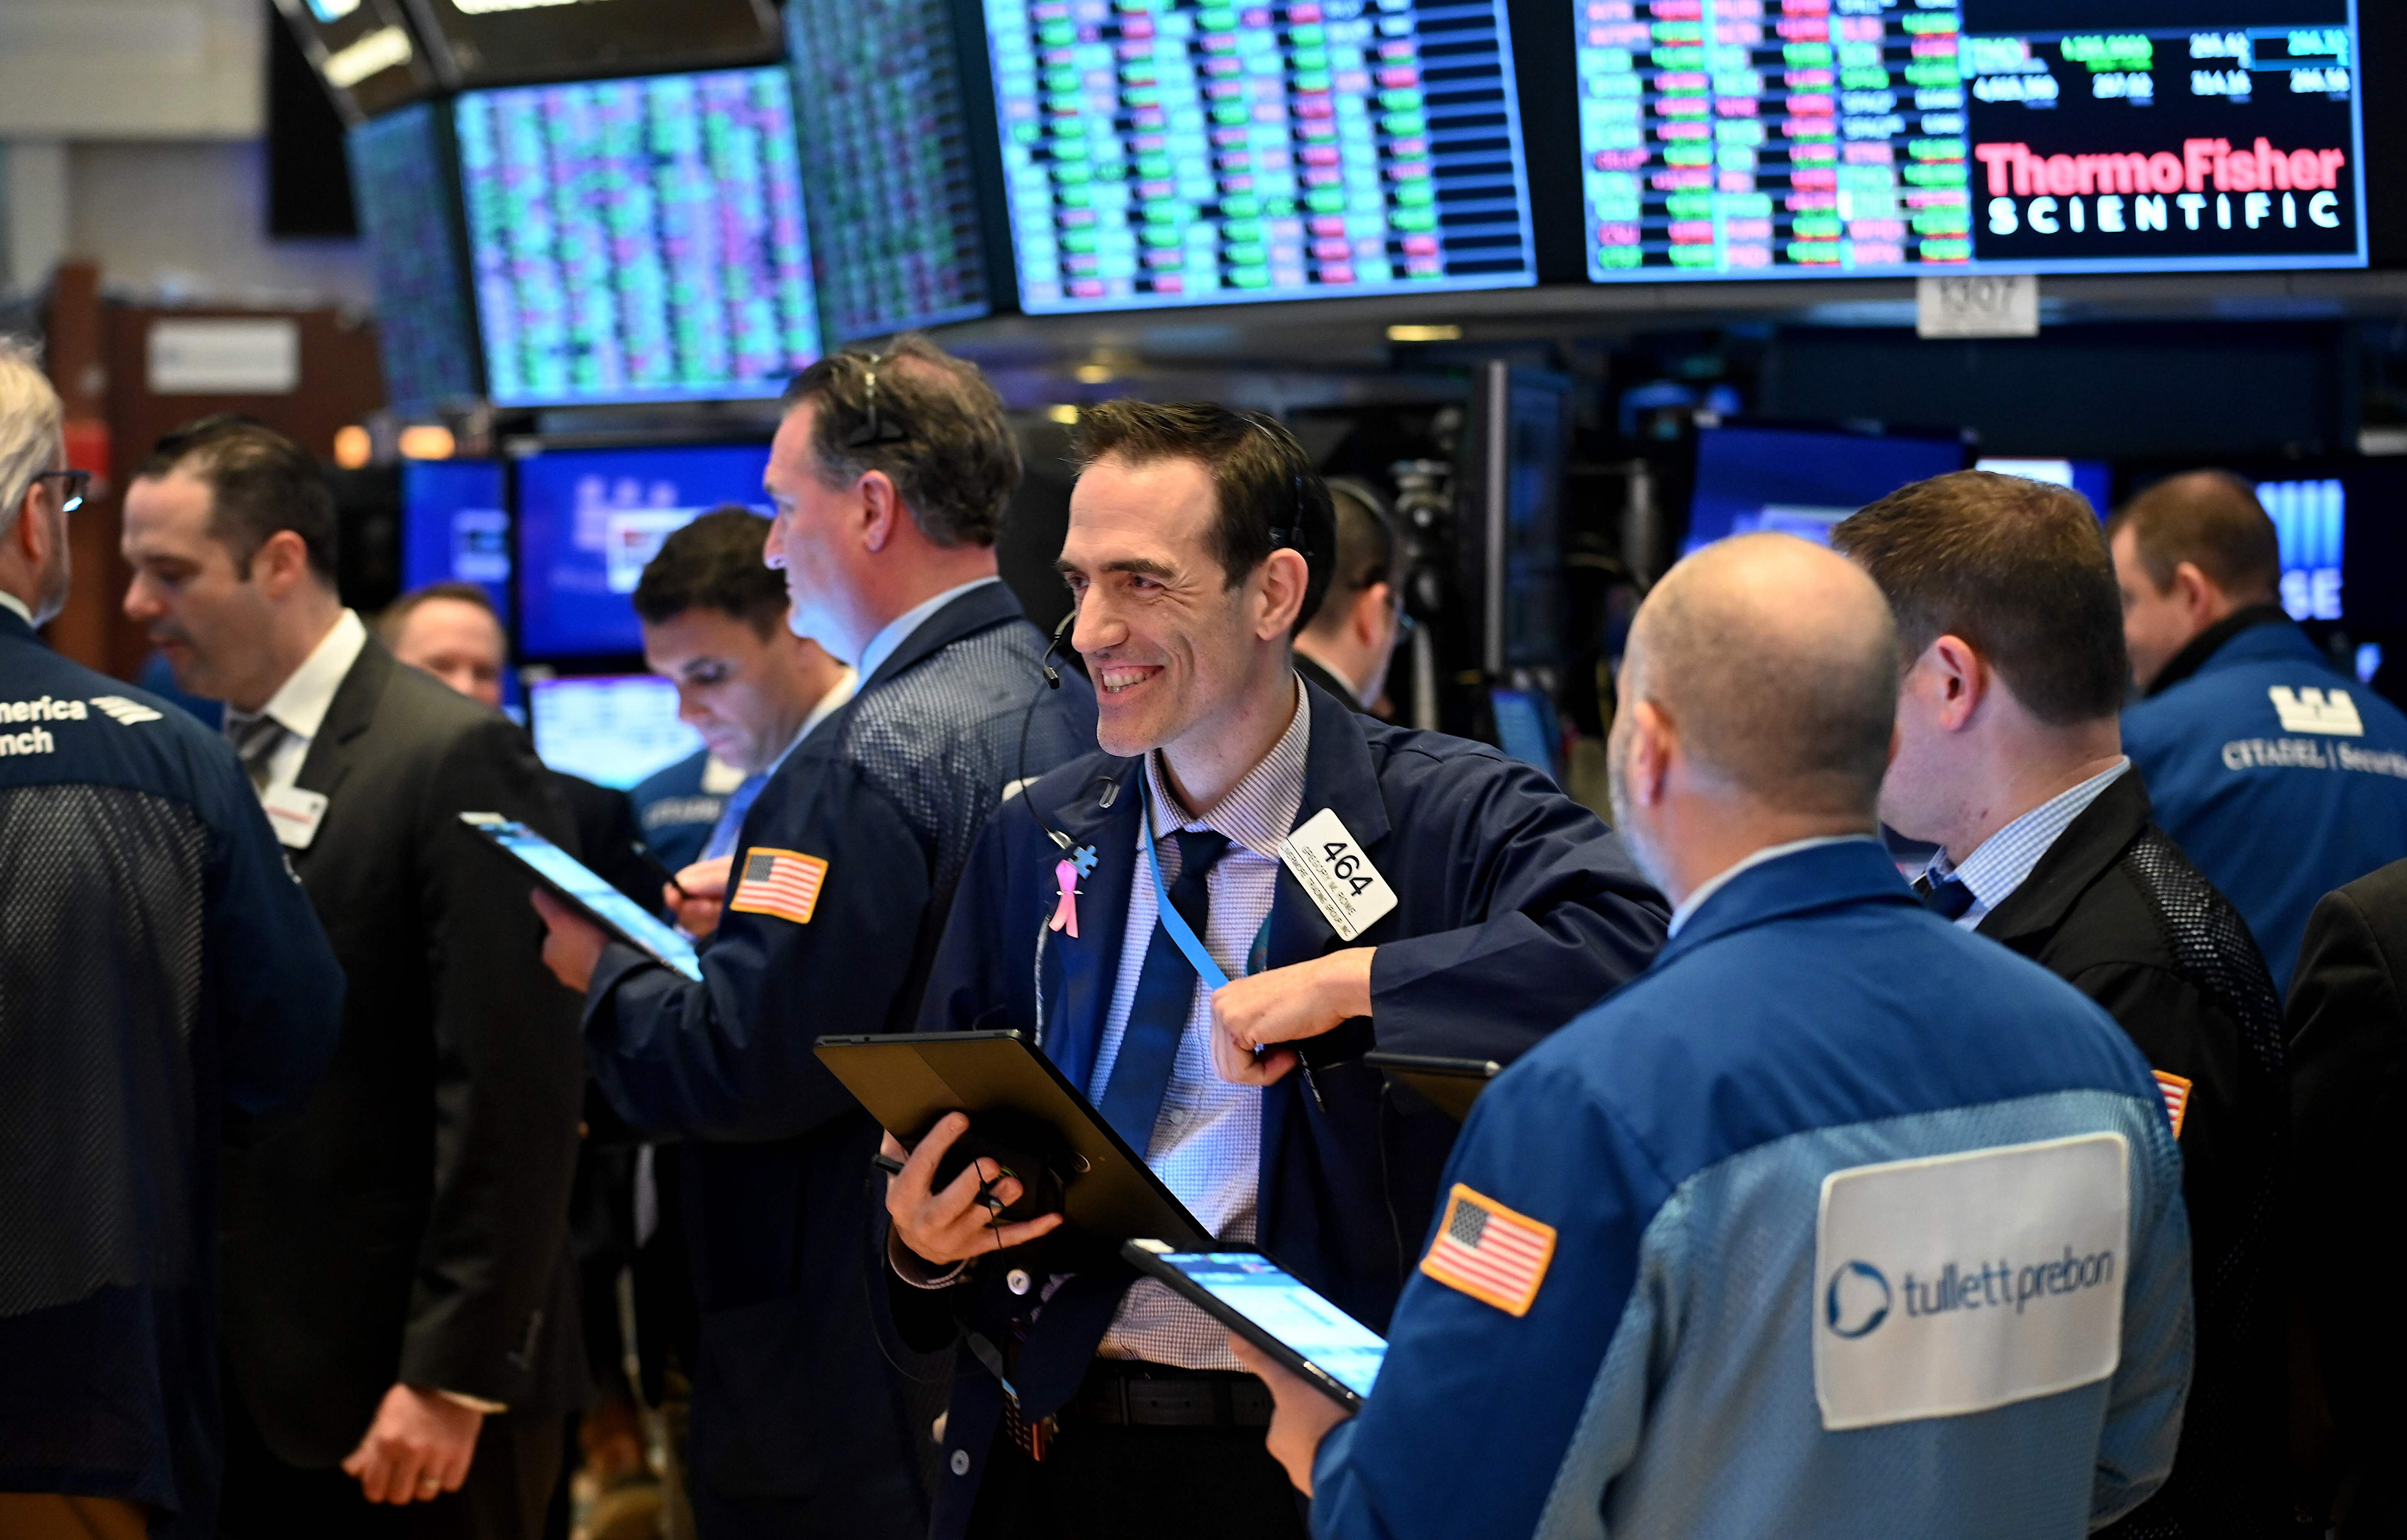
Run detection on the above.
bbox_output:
[455,68,821,407]
[528,675,707,793]
[1157,1251,1386,1397]
[402,460,509,615]
[2258,475,2343,621]
[1687,424,1964,553]
[348,104,480,411]
[984,0,1538,313]
[515,443,774,659]
[1975,457,2112,517]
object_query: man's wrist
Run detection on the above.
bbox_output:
[888,1226,970,1289]
[1322,946,1376,1022]
[434,1387,506,1415]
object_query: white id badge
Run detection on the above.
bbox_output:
[1277,808,1398,942]
[1813,1131,2129,1431]
[262,785,330,850]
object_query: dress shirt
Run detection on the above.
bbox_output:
[850,577,1001,687]
[0,590,32,627]
[1923,759,2132,931]
[1669,835,1875,936]
[1088,676,1310,1370]
[222,609,367,798]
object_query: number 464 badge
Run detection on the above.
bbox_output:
[1277,808,1398,941]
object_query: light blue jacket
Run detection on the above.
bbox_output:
[1311,839,2192,1540]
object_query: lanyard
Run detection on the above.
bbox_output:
[1140,817,1272,988]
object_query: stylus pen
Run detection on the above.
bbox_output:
[631,841,689,902]
[871,1151,906,1176]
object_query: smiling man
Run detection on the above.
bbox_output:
[886,400,1667,1540]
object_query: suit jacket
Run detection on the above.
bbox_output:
[219,638,589,1465]
[1293,650,1371,714]
[1974,768,2287,1538]
[2287,858,2407,1537]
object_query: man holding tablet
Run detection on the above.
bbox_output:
[884,401,1668,1539]
[1238,536,2193,1539]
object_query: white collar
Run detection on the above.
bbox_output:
[1138,674,1311,861]
[0,590,32,627]
[761,665,860,778]
[853,577,1000,687]
[240,609,368,741]
[1667,834,1879,937]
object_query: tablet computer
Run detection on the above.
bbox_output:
[1362,1051,1501,1122]
[815,1030,1216,1259]
[459,812,703,980]
[1124,1241,1386,1411]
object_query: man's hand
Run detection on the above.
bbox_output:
[530,888,609,993]
[669,856,733,937]
[883,1112,1065,1265]
[339,1383,483,1504]
[1210,947,1376,1086]
[1228,1333,1352,1497]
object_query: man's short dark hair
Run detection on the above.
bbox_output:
[1071,399,1335,631]
[780,333,1018,549]
[632,506,788,637]
[1306,477,1400,638]
[2107,470,2282,603]
[135,414,337,582]
[1832,470,2128,726]
[375,581,497,647]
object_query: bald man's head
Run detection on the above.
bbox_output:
[1622,534,1901,820]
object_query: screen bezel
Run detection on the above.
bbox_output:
[1123,1241,1381,1411]
[458,813,702,979]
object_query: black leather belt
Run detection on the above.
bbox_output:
[1065,1362,1273,1429]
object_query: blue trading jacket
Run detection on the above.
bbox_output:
[1311,840,2192,1540]
[905,679,1670,1538]
[629,747,730,873]
[2123,615,2407,993]
[0,608,344,1536]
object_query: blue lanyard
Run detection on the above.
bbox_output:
[1140,817,1272,988]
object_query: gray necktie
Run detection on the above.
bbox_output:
[228,712,290,793]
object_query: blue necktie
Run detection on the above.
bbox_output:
[1917,872,1976,922]
[1096,829,1228,1151]
[702,773,767,863]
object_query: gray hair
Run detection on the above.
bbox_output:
[0,339,65,543]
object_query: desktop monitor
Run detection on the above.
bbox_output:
[1976,457,2113,516]
[403,0,780,89]
[1489,687,1561,783]
[527,675,705,791]
[347,103,481,413]
[787,0,992,340]
[514,443,775,659]
[455,67,821,407]
[1575,1,2368,281]
[1686,423,1967,554]
[983,0,1539,312]
[401,459,509,613]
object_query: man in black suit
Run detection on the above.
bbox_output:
[1291,477,1403,714]
[2288,860,2407,1538]
[1834,471,2288,1540]
[120,417,587,1539]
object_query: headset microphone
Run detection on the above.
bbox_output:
[1041,609,1072,689]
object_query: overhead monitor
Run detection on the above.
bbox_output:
[348,103,481,414]
[402,0,780,89]
[401,459,509,614]
[2258,472,2344,621]
[1686,422,1966,553]
[1576,0,2367,280]
[1975,456,2113,515]
[514,443,775,659]
[271,0,438,124]
[455,68,822,408]
[788,0,993,340]
[984,0,1540,312]
[527,675,706,791]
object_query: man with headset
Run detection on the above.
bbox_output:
[883,401,1668,1538]
[531,336,1096,1539]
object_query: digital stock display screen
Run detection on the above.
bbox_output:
[986,0,1538,312]
[789,0,994,338]
[1576,0,2366,280]
[455,68,822,407]
[348,104,481,413]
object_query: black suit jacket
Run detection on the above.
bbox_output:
[1975,769,2287,1538]
[2287,859,2407,1537]
[219,637,589,1465]
[1293,650,1372,713]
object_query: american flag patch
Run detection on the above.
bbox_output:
[1419,1183,1557,1317]
[728,847,828,926]
[2154,1070,2192,1139]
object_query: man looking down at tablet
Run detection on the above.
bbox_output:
[1238,534,2193,1540]
[885,401,1669,1540]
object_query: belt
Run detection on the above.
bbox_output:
[1063,1361,1273,1429]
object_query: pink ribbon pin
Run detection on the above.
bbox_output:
[1050,859,1081,938]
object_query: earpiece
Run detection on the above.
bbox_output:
[1042,608,1073,689]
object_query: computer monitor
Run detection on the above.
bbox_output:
[1686,423,1967,554]
[983,0,1539,312]
[1489,688,1560,783]
[527,675,705,791]
[454,67,821,408]
[2259,472,2346,622]
[401,459,509,613]
[403,0,780,90]
[514,443,775,660]
[1975,457,2113,517]
[787,0,992,340]
[271,0,437,124]
[1575,2,2368,281]
[347,103,480,414]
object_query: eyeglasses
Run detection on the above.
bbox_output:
[24,469,90,516]
[842,355,912,450]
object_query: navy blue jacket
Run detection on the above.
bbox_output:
[2124,612,2407,992]
[630,747,729,873]
[0,608,344,1535]
[581,584,1095,1535]
[902,678,1669,1535]
[1314,840,2191,1540]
